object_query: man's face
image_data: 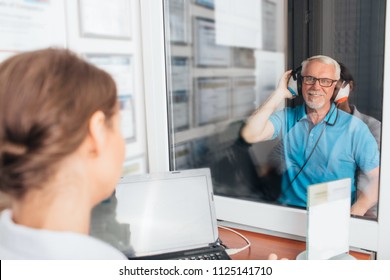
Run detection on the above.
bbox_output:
[301,60,338,111]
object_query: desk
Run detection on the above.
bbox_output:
[218,227,372,260]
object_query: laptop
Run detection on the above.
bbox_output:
[90,168,231,260]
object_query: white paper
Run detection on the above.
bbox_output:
[86,54,135,142]
[118,96,136,142]
[262,0,277,51]
[196,78,230,125]
[86,54,134,96]
[194,18,231,67]
[171,57,190,91]
[79,0,131,39]
[0,0,66,55]
[172,102,189,129]
[232,77,256,118]
[255,50,285,107]
[215,0,262,49]
[168,0,188,43]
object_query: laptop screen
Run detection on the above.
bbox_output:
[90,168,218,258]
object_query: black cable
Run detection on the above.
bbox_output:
[290,104,338,185]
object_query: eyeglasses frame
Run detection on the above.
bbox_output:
[301,76,338,87]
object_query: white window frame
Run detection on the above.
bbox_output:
[140,0,390,259]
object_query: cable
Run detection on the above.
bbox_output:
[218,225,251,255]
[289,121,327,184]
[290,103,339,185]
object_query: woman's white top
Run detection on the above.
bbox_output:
[0,210,127,260]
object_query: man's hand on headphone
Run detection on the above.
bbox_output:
[276,70,295,99]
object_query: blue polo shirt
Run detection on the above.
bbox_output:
[269,103,379,208]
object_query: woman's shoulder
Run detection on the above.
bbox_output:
[0,210,127,260]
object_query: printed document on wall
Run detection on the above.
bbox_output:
[215,0,262,49]
[194,18,231,66]
[79,0,131,39]
[0,0,66,60]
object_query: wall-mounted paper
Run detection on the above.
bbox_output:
[79,0,131,39]
[194,18,231,67]
[255,51,285,108]
[215,0,262,49]
[195,77,230,125]
[0,0,66,57]
[85,54,135,142]
[168,0,189,44]
[232,77,256,118]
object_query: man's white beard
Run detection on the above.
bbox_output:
[305,91,326,110]
[305,99,326,110]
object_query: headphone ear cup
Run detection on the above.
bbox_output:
[334,81,350,103]
[287,66,302,97]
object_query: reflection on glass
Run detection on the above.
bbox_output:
[90,193,133,255]
[194,18,231,67]
[165,0,284,201]
[241,56,380,216]
[164,0,384,221]
[336,62,382,218]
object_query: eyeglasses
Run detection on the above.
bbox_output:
[301,76,338,87]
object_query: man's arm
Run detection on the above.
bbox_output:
[351,166,379,216]
[241,70,293,144]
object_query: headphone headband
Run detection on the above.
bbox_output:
[287,65,350,103]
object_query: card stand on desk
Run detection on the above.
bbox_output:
[304,178,353,260]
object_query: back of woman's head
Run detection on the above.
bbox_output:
[338,61,355,91]
[0,48,117,198]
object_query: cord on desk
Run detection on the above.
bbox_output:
[218,225,251,255]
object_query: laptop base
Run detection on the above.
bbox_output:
[127,245,231,260]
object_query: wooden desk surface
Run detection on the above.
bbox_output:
[218,227,372,260]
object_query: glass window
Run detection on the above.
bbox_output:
[165,0,286,200]
[164,0,384,221]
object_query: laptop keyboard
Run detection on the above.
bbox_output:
[178,251,230,260]
[128,246,231,260]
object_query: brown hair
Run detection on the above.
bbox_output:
[0,48,117,198]
[339,61,355,91]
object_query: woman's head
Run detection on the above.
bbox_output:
[0,48,123,199]
[338,61,355,91]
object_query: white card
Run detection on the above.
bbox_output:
[307,178,351,260]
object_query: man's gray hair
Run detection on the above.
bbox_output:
[301,55,341,79]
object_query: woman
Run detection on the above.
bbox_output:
[0,48,127,259]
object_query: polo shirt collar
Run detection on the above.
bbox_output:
[297,103,338,125]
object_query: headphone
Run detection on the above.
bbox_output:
[287,65,350,104]
[287,66,302,97]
